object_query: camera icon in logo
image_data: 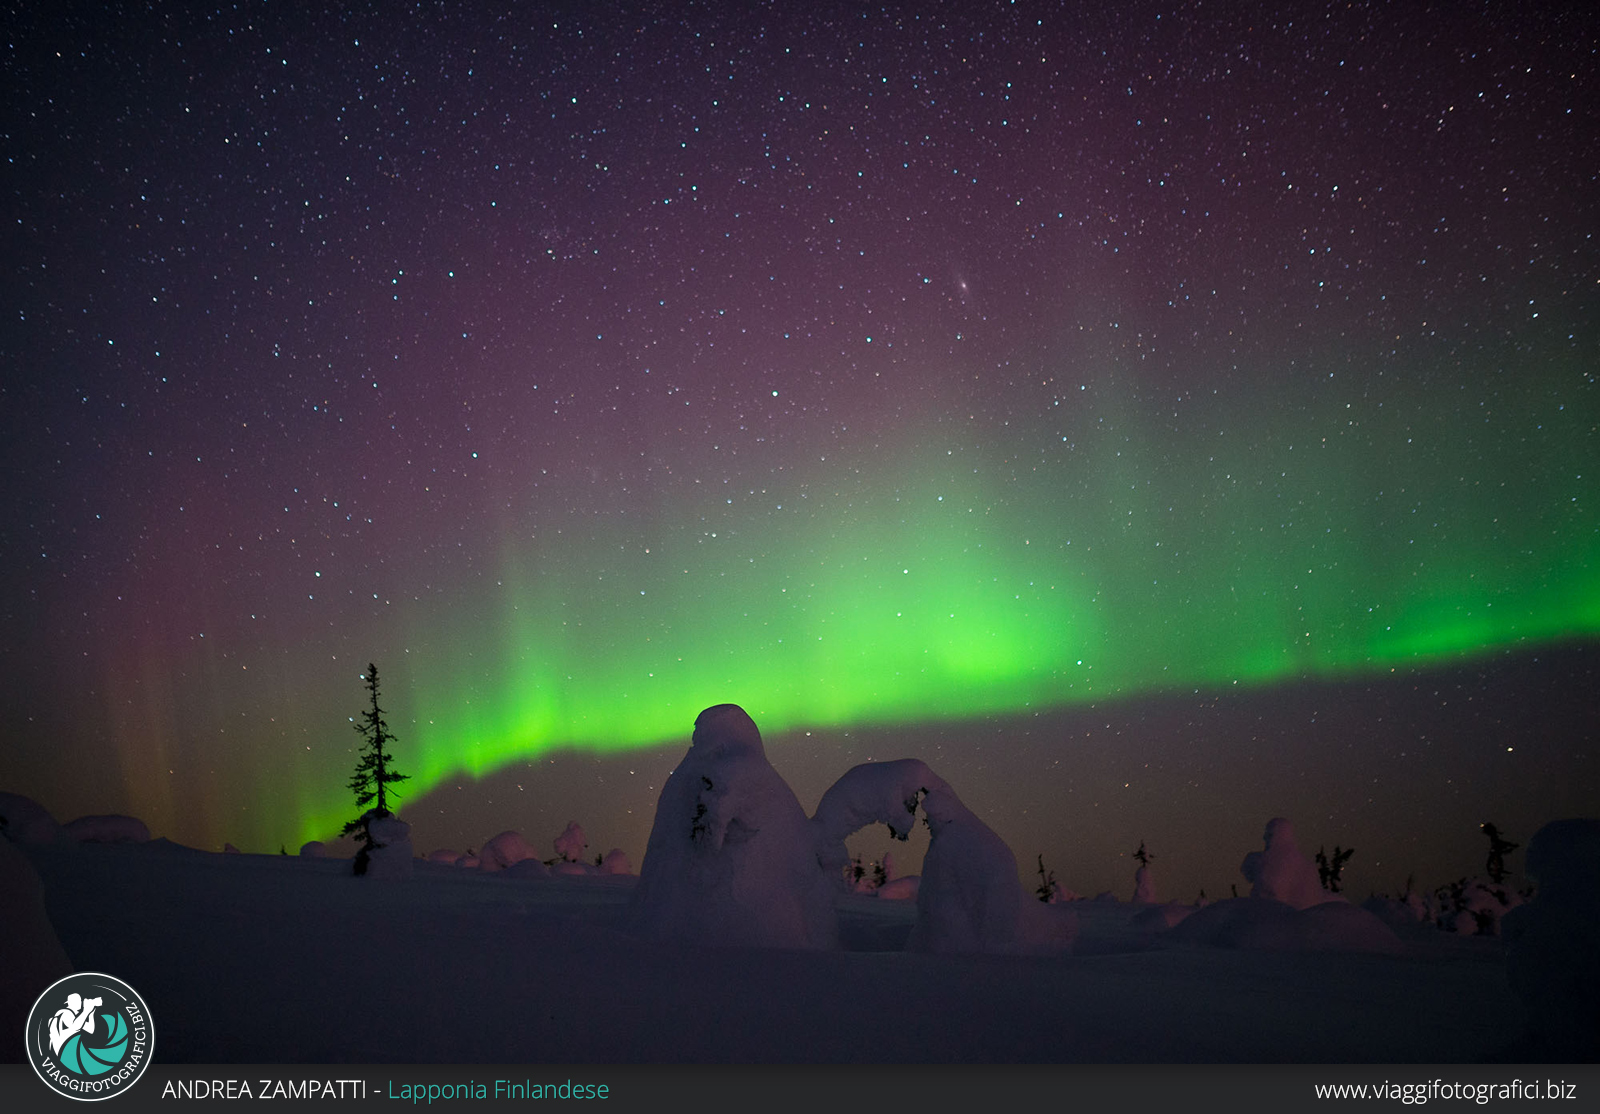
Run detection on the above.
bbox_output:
[25,973,154,1101]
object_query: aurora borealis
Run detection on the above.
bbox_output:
[3,1,1595,894]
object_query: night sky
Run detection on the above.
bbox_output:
[3,1,1595,898]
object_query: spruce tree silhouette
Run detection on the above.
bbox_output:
[1481,822,1519,883]
[1315,845,1355,892]
[1035,853,1058,903]
[341,663,410,875]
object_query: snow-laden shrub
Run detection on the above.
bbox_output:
[478,830,537,872]
[1132,865,1157,904]
[299,841,328,858]
[599,848,633,875]
[629,704,838,948]
[553,821,586,863]
[1503,818,1600,1058]
[1434,877,1523,935]
[1239,818,1336,910]
[843,853,880,893]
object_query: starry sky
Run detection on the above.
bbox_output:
[3,1,1595,898]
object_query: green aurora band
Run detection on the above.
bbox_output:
[290,362,1597,844]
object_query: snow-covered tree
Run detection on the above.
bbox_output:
[815,758,1065,953]
[631,707,1072,954]
[1240,818,1335,909]
[628,704,837,948]
[1434,876,1522,935]
[553,821,587,863]
[1132,841,1157,903]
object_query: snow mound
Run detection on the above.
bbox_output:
[553,821,586,863]
[478,830,537,872]
[502,858,551,879]
[144,837,206,854]
[63,814,150,844]
[550,861,594,877]
[425,848,458,864]
[1503,818,1600,1058]
[1130,901,1198,933]
[877,875,919,901]
[599,848,633,875]
[1361,895,1425,931]
[359,812,413,879]
[0,791,63,845]
[629,704,837,949]
[299,841,327,858]
[1239,818,1335,910]
[1163,897,1299,948]
[224,842,242,854]
[1238,901,1404,954]
[1162,897,1402,953]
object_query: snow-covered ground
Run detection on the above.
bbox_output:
[14,838,1536,1064]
